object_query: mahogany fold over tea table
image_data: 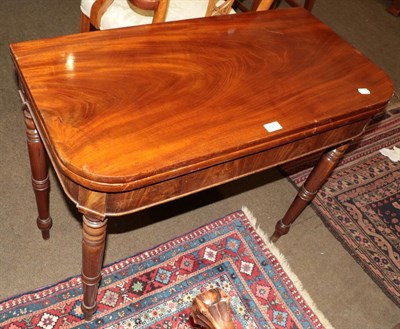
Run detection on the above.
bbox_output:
[10,8,393,320]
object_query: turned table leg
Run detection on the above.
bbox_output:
[81,214,108,320]
[22,104,53,240]
[387,0,400,16]
[271,144,349,242]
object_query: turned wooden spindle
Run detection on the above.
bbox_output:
[81,215,108,320]
[191,288,234,329]
[270,144,350,242]
[22,100,53,240]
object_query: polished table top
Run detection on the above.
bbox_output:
[10,8,393,194]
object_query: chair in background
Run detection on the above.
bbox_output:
[80,0,274,32]
[80,0,169,31]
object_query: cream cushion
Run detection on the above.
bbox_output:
[81,0,236,30]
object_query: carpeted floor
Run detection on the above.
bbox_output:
[0,210,334,329]
[1,1,399,329]
[281,108,400,307]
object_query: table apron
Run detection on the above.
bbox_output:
[59,118,369,218]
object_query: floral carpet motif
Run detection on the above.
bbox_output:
[0,209,331,328]
[281,109,400,307]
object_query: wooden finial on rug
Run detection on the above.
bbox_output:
[191,288,234,329]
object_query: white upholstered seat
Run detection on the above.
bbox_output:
[80,0,235,30]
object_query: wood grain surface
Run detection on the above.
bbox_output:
[11,8,393,192]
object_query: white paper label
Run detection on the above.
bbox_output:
[264,121,283,132]
[358,88,371,95]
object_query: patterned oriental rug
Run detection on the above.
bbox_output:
[281,108,400,307]
[0,209,333,329]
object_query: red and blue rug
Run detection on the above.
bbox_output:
[281,108,400,307]
[0,209,332,328]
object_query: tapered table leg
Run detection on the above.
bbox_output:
[271,144,349,242]
[81,214,108,320]
[22,104,53,240]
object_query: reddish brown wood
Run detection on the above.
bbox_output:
[387,0,400,16]
[10,10,393,192]
[80,12,92,32]
[81,215,108,320]
[10,8,393,319]
[21,97,52,240]
[57,118,368,218]
[256,0,274,11]
[271,144,350,242]
[192,288,234,329]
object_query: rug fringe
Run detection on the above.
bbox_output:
[241,206,335,329]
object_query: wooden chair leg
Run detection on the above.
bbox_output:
[80,12,92,32]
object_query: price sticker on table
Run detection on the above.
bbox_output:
[264,121,283,132]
